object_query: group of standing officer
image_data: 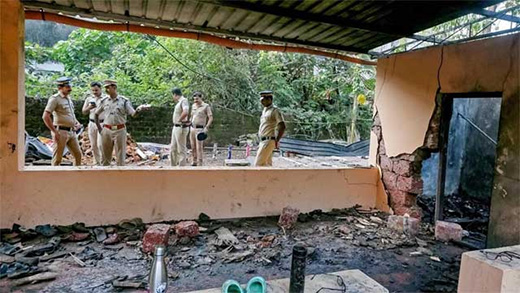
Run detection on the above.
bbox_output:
[42,77,285,167]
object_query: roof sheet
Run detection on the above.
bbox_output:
[23,0,501,55]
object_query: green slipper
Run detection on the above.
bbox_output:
[222,279,243,293]
[246,276,266,293]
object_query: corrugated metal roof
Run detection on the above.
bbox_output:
[23,0,501,55]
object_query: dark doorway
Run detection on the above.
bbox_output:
[426,93,502,248]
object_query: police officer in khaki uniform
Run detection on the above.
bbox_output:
[189,92,213,166]
[82,82,105,165]
[170,88,190,166]
[254,90,286,167]
[94,80,147,166]
[42,77,83,166]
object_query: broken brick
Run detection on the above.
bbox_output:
[278,206,300,229]
[380,155,393,171]
[435,221,463,242]
[397,176,423,194]
[387,215,420,235]
[393,160,413,176]
[382,171,398,190]
[173,221,199,238]
[142,224,171,254]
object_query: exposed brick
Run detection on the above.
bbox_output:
[382,171,398,190]
[278,206,300,229]
[397,176,423,194]
[142,224,171,254]
[173,221,199,238]
[372,125,382,141]
[389,190,417,207]
[380,155,393,171]
[435,221,463,242]
[387,215,420,235]
[393,160,413,176]
[393,206,422,219]
[379,140,386,155]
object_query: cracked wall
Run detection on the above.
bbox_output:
[371,34,519,247]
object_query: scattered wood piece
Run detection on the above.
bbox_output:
[13,272,58,286]
[213,227,239,246]
[112,280,143,289]
[69,253,86,267]
[40,250,69,262]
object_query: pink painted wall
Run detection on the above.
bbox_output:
[0,1,385,228]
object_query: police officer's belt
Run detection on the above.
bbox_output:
[55,125,72,131]
[89,119,104,123]
[174,124,190,128]
[260,136,276,141]
[104,124,125,130]
[193,125,205,129]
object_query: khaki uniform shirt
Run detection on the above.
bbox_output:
[82,94,106,121]
[44,92,77,127]
[95,95,135,125]
[258,105,284,137]
[191,102,212,127]
[173,96,189,124]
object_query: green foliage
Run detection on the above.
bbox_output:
[25,25,376,141]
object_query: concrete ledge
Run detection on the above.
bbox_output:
[458,245,520,293]
[1,167,386,227]
[189,270,388,293]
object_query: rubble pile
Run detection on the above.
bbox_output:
[74,126,161,165]
[1,207,465,292]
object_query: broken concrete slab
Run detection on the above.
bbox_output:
[188,269,388,293]
[224,159,250,166]
[458,245,520,293]
[142,224,171,254]
[435,221,463,242]
[387,215,419,235]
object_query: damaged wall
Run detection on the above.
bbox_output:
[0,1,388,228]
[372,33,519,247]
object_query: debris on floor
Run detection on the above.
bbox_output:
[0,207,469,292]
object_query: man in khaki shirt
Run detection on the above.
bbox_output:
[42,77,82,166]
[170,88,190,166]
[94,80,147,166]
[255,90,286,167]
[82,82,105,165]
[189,92,213,166]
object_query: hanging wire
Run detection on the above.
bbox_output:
[145,34,221,82]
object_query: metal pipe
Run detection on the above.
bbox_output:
[289,245,307,293]
[457,112,497,145]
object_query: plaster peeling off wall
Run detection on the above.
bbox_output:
[375,47,442,157]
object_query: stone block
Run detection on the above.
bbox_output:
[458,245,520,293]
[382,171,398,190]
[389,190,416,207]
[396,176,422,194]
[142,224,171,254]
[387,215,420,235]
[393,160,412,176]
[435,221,463,242]
[278,206,300,229]
[174,221,199,238]
[380,155,393,171]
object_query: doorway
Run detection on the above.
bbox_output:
[435,93,502,248]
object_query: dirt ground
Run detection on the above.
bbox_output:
[1,208,467,293]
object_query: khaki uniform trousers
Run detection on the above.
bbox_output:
[170,126,189,166]
[100,127,127,166]
[88,121,103,165]
[189,127,205,165]
[52,129,82,166]
[254,140,276,166]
